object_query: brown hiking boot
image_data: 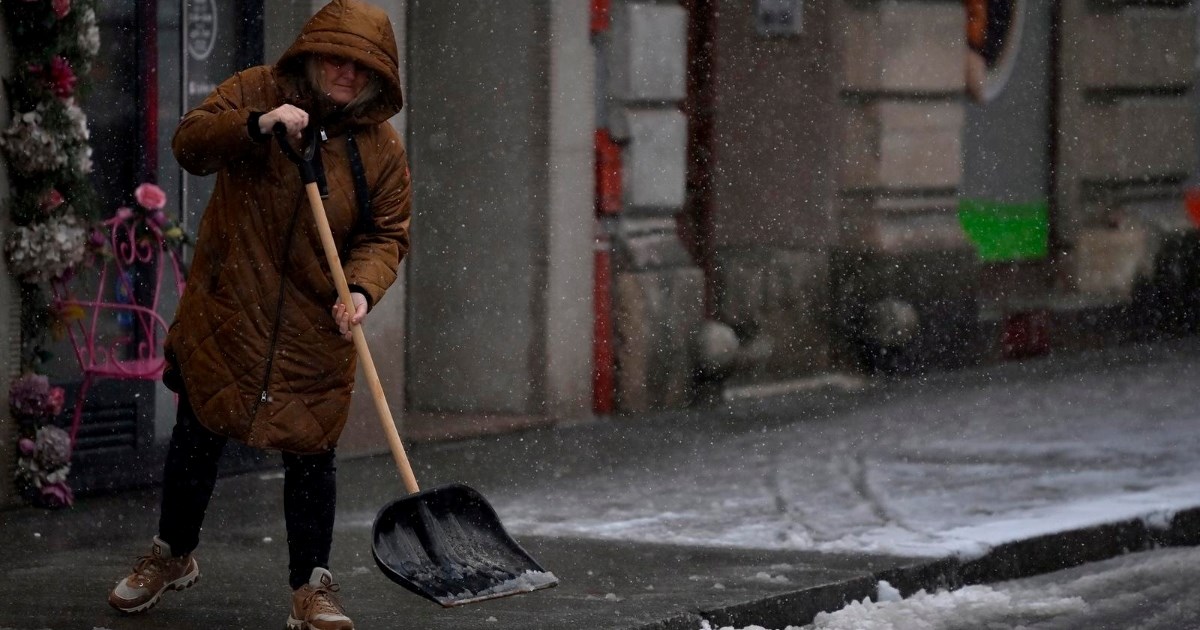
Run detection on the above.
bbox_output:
[108,536,200,614]
[287,567,354,630]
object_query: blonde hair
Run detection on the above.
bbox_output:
[305,55,382,117]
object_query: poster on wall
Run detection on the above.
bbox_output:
[966,0,1025,102]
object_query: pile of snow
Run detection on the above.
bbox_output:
[804,584,1085,629]
[697,546,1200,630]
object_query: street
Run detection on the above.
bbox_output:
[2,2,1199,629]
[493,339,1200,560]
[1,338,1199,629]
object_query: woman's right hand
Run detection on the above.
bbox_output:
[259,104,309,140]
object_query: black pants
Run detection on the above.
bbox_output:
[157,392,338,590]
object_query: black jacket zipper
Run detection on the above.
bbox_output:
[251,194,305,420]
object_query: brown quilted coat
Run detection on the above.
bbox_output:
[166,0,410,453]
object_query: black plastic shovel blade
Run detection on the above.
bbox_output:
[371,483,558,607]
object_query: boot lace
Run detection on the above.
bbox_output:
[129,555,165,586]
[304,583,346,617]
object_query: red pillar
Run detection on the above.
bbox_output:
[592,233,615,413]
[592,125,622,412]
[591,0,620,413]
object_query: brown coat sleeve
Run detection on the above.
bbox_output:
[173,67,276,176]
[343,123,412,309]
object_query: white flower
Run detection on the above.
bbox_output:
[76,145,93,174]
[0,99,93,179]
[0,107,68,176]
[4,214,88,284]
[78,9,101,58]
[63,99,90,142]
[44,466,70,485]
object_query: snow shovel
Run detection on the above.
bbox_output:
[274,124,558,607]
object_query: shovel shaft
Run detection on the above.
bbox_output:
[303,182,421,495]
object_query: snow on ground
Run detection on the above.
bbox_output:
[698,545,1200,630]
[497,352,1200,559]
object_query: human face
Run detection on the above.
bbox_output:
[318,54,369,106]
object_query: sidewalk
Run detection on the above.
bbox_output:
[2,338,1199,629]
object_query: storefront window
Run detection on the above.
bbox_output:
[88,2,148,213]
[178,0,264,232]
[88,1,263,242]
[66,0,263,459]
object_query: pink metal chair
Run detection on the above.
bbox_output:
[51,209,186,447]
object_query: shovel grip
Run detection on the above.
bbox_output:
[273,123,318,184]
[300,180,421,495]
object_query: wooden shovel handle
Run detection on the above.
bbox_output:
[303,181,421,495]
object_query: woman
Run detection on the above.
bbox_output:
[106,2,410,629]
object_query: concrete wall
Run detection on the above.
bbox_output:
[601,1,704,411]
[0,12,19,508]
[700,0,977,380]
[683,0,991,382]
[545,0,597,417]
[347,0,408,451]
[828,0,979,373]
[709,1,836,251]
[406,0,593,419]
[1057,1,1197,300]
[833,1,966,204]
[702,0,838,381]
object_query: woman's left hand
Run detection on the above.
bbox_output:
[332,292,368,340]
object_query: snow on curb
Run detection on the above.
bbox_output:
[631,505,1200,630]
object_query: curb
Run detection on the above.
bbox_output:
[632,506,1200,630]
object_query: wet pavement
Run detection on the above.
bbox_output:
[3,338,1200,629]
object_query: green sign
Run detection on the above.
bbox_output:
[958,199,1049,262]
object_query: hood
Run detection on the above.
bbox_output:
[275,0,404,125]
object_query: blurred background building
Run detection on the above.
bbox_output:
[1,0,1198,505]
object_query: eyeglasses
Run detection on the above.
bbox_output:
[320,55,362,74]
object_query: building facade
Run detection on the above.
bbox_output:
[1,0,1197,507]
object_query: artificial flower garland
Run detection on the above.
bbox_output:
[2,0,99,508]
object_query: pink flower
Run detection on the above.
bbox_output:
[47,387,66,416]
[39,481,74,509]
[52,0,71,19]
[115,206,134,221]
[39,189,65,213]
[89,228,107,248]
[135,183,167,211]
[10,373,52,422]
[18,438,36,457]
[45,56,76,99]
